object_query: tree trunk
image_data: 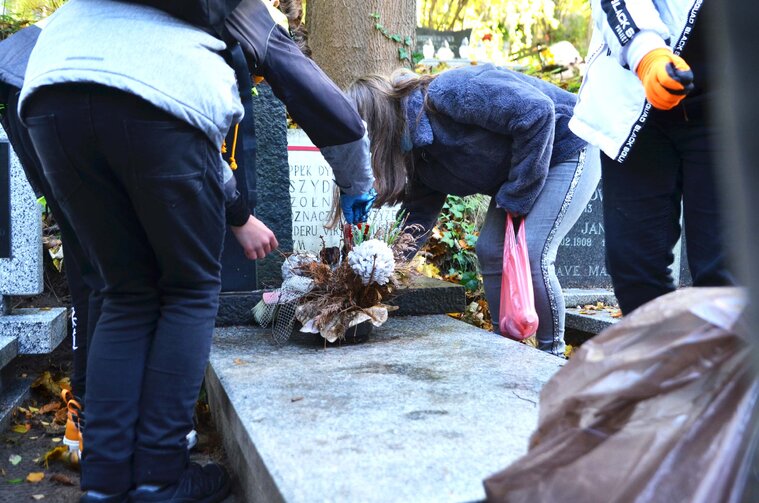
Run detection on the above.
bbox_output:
[306,0,416,89]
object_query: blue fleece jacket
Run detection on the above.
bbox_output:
[402,63,585,223]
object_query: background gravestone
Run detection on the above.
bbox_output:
[0,141,9,259]
[0,129,66,430]
[0,131,42,298]
[288,129,398,253]
[555,184,612,290]
[251,85,292,289]
[415,27,472,58]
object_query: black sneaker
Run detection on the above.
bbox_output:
[79,492,128,503]
[130,462,231,503]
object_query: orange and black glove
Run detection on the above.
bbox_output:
[636,48,694,110]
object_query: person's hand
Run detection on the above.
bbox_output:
[636,48,694,110]
[340,188,377,224]
[231,215,279,260]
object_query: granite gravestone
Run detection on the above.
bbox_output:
[250,85,292,288]
[0,142,9,259]
[555,184,612,289]
[0,128,66,354]
[288,129,398,253]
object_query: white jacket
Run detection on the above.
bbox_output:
[569,0,706,162]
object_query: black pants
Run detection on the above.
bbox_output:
[24,85,225,493]
[1,88,101,400]
[602,101,734,314]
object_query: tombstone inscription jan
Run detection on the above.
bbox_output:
[555,184,612,289]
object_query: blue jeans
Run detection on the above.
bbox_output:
[477,147,601,355]
[24,85,225,493]
[602,104,734,314]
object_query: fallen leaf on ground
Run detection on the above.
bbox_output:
[520,335,538,348]
[26,472,45,483]
[32,495,45,501]
[50,473,75,486]
[51,437,62,443]
[9,454,21,466]
[28,406,40,414]
[7,478,23,484]
[53,408,68,425]
[32,372,62,398]
[39,402,61,415]
[290,397,304,402]
[40,446,68,468]
[11,424,30,434]
[564,344,576,359]
[233,358,247,366]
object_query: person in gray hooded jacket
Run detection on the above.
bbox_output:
[18,0,374,501]
[346,64,601,356]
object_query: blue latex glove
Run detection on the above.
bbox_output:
[340,188,377,224]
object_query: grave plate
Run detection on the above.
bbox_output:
[207,315,562,503]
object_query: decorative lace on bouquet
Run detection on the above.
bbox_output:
[252,254,316,344]
[250,217,421,344]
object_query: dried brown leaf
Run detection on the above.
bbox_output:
[38,402,61,415]
[50,473,75,486]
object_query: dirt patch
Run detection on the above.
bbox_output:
[0,339,236,502]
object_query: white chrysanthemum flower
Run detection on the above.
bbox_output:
[348,239,395,286]
[281,252,318,281]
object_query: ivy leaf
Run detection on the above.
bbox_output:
[9,454,21,466]
[404,36,413,46]
[398,48,409,61]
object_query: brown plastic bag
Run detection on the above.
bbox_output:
[484,287,759,503]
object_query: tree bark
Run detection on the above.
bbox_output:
[306,0,416,89]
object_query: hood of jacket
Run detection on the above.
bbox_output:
[0,25,41,89]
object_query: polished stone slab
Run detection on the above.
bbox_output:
[565,306,619,334]
[0,334,17,371]
[0,307,67,354]
[206,315,563,503]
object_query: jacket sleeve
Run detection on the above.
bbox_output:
[591,0,670,71]
[221,157,250,227]
[399,174,447,258]
[225,0,374,195]
[430,70,554,216]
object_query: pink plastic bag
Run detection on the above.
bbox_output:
[499,214,539,340]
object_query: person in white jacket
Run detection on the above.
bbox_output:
[570,0,733,314]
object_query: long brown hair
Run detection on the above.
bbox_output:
[275,0,311,58]
[345,69,437,207]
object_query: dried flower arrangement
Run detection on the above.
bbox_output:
[252,217,420,344]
